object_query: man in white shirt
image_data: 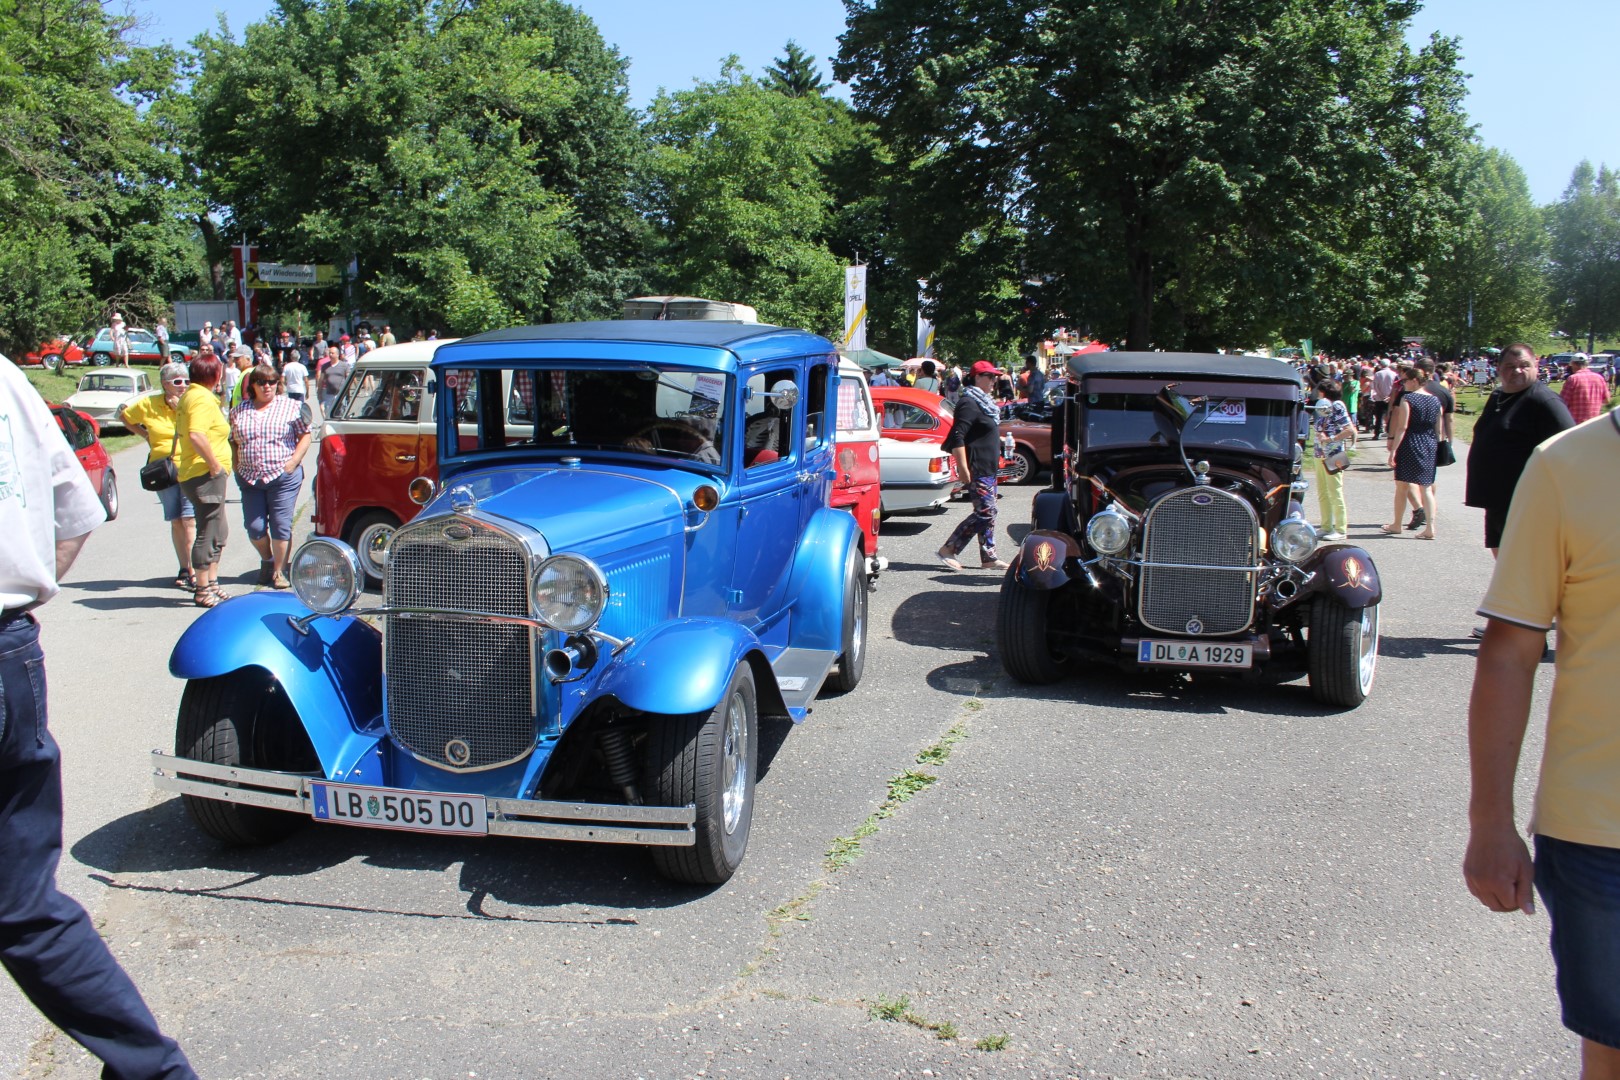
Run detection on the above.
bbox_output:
[282,351,310,401]
[1369,359,1399,440]
[0,355,196,1078]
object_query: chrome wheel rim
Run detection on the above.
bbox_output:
[721,688,749,834]
[357,523,394,574]
[1358,605,1379,692]
[850,581,865,663]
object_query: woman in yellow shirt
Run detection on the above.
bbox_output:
[118,362,197,591]
[175,355,235,607]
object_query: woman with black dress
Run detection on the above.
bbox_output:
[1382,364,1439,539]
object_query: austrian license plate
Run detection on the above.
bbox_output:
[309,782,488,836]
[1137,639,1252,669]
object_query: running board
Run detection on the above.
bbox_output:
[770,647,839,718]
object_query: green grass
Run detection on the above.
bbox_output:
[976,1033,1011,1051]
[866,994,960,1039]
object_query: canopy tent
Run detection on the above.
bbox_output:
[840,347,908,370]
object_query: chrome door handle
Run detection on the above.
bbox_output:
[396,454,417,462]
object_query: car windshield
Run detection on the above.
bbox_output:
[441,364,729,467]
[1083,391,1297,456]
[77,374,134,392]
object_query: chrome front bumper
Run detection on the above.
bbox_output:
[150,751,697,846]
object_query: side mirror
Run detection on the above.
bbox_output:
[766,379,800,411]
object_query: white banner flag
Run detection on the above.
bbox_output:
[843,265,867,351]
[915,280,935,358]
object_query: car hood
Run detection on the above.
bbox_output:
[432,466,689,553]
[65,391,137,409]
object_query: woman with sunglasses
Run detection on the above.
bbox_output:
[118,362,199,591]
[229,365,311,589]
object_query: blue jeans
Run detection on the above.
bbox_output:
[238,466,303,542]
[1536,834,1620,1049]
[0,615,195,1079]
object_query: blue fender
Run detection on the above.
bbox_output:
[169,592,385,783]
[594,618,762,716]
[783,505,860,653]
[1297,545,1382,608]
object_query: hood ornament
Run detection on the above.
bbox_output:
[449,486,477,515]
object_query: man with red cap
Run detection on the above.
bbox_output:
[938,361,1010,572]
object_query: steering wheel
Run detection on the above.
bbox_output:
[633,421,720,464]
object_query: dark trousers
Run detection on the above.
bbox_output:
[943,476,1000,559]
[1369,399,1390,438]
[0,615,195,1079]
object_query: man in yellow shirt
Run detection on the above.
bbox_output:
[118,362,197,590]
[1465,410,1620,1078]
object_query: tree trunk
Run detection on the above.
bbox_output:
[1124,220,1153,351]
[196,214,227,300]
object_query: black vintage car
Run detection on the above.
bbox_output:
[996,352,1381,707]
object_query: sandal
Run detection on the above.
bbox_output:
[981,558,1011,570]
[1378,524,1403,535]
[174,569,196,591]
[937,547,965,572]
[193,589,222,609]
[1415,531,1437,540]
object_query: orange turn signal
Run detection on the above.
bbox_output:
[693,485,719,512]
[408,477,436,505]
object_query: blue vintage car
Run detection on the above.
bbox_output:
[153,321,869,884]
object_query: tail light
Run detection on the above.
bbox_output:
[928,455,945,474]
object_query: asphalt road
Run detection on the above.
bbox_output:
[3,441,1575,1079]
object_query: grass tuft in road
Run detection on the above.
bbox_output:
[867,993,960,1039]
[916,720,968,765]
[976,1032,1011,1051]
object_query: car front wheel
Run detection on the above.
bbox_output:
[996,567,1069,684]
[1307,596,1378,708]
[645,661,758,885]
[175,671,318,845]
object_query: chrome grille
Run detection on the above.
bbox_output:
[1138,487,1258,636]
[384,518,537,770]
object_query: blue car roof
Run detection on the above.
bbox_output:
[434,321,836,372]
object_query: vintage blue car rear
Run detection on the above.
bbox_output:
[153,321,869,883]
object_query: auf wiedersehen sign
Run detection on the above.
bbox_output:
[245,262,342,289]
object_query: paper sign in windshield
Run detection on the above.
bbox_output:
[1204,399,1248,425]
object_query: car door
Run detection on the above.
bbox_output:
[128,330,160,363]
[731,364,804,627]
[881,399,946,443]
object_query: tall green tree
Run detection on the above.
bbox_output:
[1546,160,1620,353]
[641,60,847,334]
[0,0,202,352]
[188,0,645,334]
[1414,147,1546,356]
[838,0,1474,352]
[766,41,831,98]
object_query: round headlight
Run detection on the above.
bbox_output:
[290,538,362,615]
[1272,518,1318,563]
[531,555,608,633]
[1085,509,1132,555]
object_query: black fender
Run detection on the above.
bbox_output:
[1030,490,1076,534]
[1012,530,1083,590]
[1297,545,1381,608]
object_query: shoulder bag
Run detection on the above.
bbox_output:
[139,428,179,491]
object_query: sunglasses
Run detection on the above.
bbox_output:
[167,378,188,386]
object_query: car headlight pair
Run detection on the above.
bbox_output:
[291,540,608,633]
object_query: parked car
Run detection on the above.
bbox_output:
[50,403,117,520]
[153,320,868,885]
[877,436,956,513]
[998,398,1055,485]
[63,369,153,430]
[21,335,87,372]
[833,357,886,580]
[871,384,954,444]
[84,326,189,366]
[997,352,1382,708]
[312,339,458,590]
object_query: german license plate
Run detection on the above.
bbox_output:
[309,782,488,836]
[1137,639,1252,669]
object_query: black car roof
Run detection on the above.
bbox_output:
[456,321,790,349]
[1068,352,1302,385]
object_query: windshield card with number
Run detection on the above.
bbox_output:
[1204,399,1248,424]
[310,781,488,836]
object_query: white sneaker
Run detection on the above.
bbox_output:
[1321,531,1347,541]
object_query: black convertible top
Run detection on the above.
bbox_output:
[1068,352,1302,385]
[456,321,792,349]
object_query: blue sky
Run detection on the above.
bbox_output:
[130,0,1615,205]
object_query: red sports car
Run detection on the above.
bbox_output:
[22,336,87,371]
[50,403,118,520]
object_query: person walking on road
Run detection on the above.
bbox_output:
[938,360,1010,572]
[230,365,312,589]
[1464,409,1620,1080]
[1464,345,1574,634]
[1369,359,1398,440]
[176,354,234,608]
[118,362,199,591]
[1560,356,1610,425]
[0,355,197,1080]
[1382,365,1440,539]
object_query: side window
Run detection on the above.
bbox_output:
[131,331,155,348]
[836,375,871,433]
[899,404,938,431]
[804,362,830,451]
[744,367,795,468]
[338,370,422,421]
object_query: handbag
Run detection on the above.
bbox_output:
[1436,439,1456,467]
[139,430,179,491]
[1323,446,1351,474]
